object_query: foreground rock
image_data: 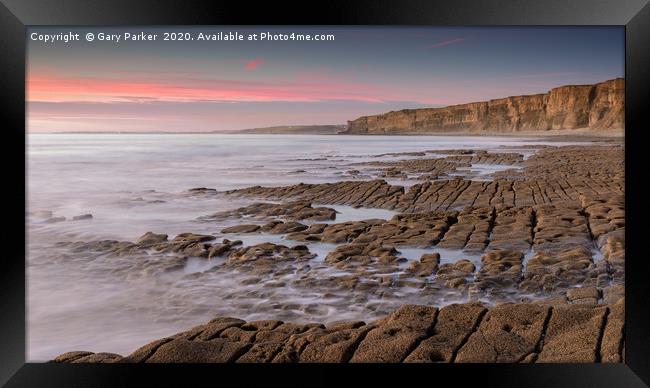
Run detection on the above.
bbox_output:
[53,299,624,363]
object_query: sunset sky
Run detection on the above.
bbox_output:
[27,26,624,132]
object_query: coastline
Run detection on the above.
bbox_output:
[37,139,625,362]
[41,130,624,139]
[339,129,624,139]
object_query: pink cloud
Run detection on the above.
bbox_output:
[244,58,265,70]
[430,38,465,49]
[26,74,389,103]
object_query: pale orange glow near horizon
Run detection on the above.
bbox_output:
[27,74,392,104]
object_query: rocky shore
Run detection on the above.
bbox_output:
[50,142,624,363]
[53,299,624,363]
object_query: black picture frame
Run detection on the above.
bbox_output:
[2,0,649,386]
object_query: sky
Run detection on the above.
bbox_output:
[27,26,624,133]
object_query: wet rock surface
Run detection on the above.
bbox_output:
[54,300,624,363]
[226,145,623,212]
[286,211,455,247]
[217,144,624,306]
[202,201,337,222]
[362,151,525,182]
[48,144,624,316]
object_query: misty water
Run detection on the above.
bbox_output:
[27,133,593,361]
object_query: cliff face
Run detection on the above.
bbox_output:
[344,78,624,134]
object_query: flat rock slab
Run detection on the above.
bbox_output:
[117,337,175,363]
[221,224,261,233]
[349,305,437,363]
[194,317,246,341]
[299,325,372,363]
[51,351,95,363]
[537,304,608,363]
[71,352,122,363]
[226,180,404,210]
[405,302,486,363]
[203,201,337,222]
[145,338,250,363]
[600,300,624,363]
[455,303,549,363]
[236,322,319,363]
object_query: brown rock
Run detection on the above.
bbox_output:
[567,286,600,304]
[261,221,308,234]
[172,233,216,243]
[205,201,337,222]
[145,338,250,363]
[51,351,94,363]
[435,259,476,289]
[455,303,549,363]
[221,224,261,234]
[237,323,314,363]
[271,325,327,363]
[118,338,175,363]
[71,352,122,363]
[537,305,608,363]
[602,284,624,305]
[226,243,314,266]
[404,253,440,277]
[195,317,246,341]
[136,231,168,245]
[207,239,243,258]
[299,326,372,362]
[600,300,624,363]
[350,305,437,362]
[405,303,487,363]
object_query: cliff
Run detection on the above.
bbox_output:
[344,78,624,135]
